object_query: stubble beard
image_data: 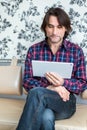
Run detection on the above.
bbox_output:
[49,35,62,44]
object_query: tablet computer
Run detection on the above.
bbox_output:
[32,60,73,79]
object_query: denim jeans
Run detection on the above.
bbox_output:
[16,87,76,130]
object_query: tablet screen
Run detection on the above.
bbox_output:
[32,60,73,79]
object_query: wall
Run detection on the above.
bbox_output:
[0,0,87,63]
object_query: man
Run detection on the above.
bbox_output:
[16,7,86,130]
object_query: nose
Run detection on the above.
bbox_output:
[53,27,57,35]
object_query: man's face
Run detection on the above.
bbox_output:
[45,15,66,44]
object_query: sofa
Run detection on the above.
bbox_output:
[0,62,87,130]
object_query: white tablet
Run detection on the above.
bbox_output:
[32,60,73,79]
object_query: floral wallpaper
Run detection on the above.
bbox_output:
[0,0,87,64]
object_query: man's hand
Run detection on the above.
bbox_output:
[45,72,64,86]
[54,86,70,102]
[46,72,70,101]
[47,85,70,102]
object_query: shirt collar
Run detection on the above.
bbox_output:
[62,40,68,51]
[43,39,69,51]
[63,40,70,51]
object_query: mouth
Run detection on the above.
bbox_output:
[51,35,62,42]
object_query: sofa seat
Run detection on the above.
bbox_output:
[0,98,25,130]
[55,104,87,130]
[0,98,87,130]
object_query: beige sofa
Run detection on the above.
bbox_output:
[0,64,87,130]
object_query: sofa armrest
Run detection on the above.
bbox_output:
[81,89,87,99]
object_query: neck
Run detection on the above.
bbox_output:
[48,40,62,55]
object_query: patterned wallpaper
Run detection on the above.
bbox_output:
[0,0,87,64]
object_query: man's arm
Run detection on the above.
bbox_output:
[64,48,86,94]
[23,48,49,92]
[45,49,86,94]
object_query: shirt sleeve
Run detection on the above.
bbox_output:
[64,48,86,94]
[23,48,49,92]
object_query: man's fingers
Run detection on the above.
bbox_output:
[45,72,60,85]
[45,73,52,83]
[49,72,64,86]
[49,72,62,81]
[55,86,70,102]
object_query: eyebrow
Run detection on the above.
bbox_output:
[47,23,62,27]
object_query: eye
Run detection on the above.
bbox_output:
[47,24,54,28]
[57,25,62,29]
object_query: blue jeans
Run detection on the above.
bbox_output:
[16,87,76,130]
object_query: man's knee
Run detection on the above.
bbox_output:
[28,87,45,99]
[41,109,55,130]
[42,109,55,124]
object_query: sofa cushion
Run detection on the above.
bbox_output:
[0,58,22,96]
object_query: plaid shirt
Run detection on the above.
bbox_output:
[23,39,86,94]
